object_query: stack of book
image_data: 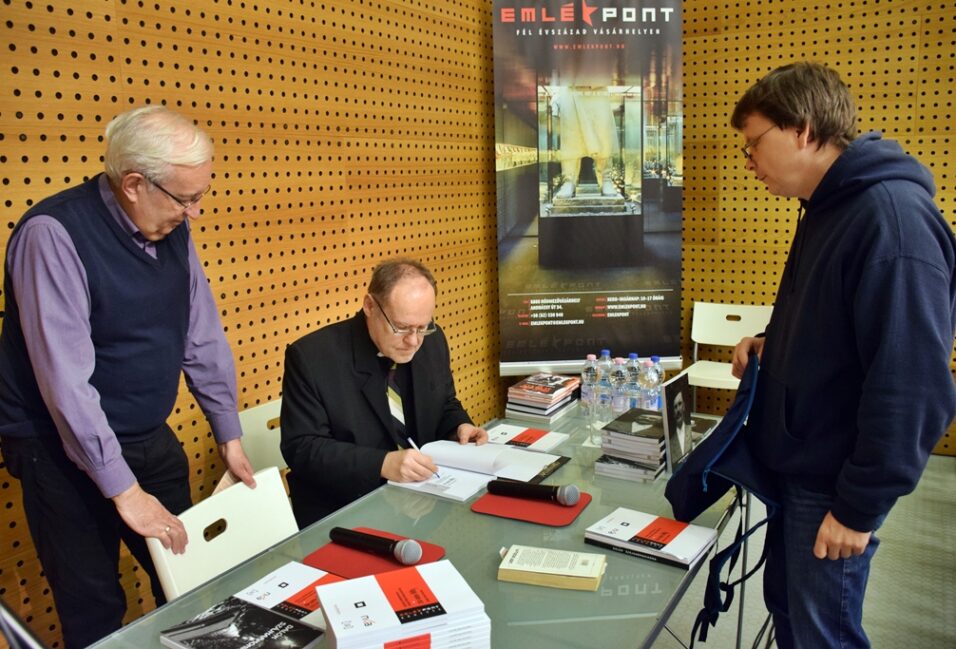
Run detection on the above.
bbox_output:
[505,373,580,424]
[317,560,490,649]
[594,408,666,482]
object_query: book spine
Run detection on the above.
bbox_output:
[583,537,688,569]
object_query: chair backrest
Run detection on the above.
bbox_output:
[237,399,285,472]
[690,302,773,348]
[146,466,298,600]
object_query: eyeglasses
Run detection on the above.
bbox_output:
[370,295,437,337]
[741,125,777,160]
[143,174,211,210]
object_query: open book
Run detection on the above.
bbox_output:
[388,440,569,502]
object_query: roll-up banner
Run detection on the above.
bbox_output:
[494,1,683,376]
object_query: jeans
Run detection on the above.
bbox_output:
[763,478,883,649]
[2,427,191,649]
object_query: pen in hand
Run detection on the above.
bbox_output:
[406,437,441,479]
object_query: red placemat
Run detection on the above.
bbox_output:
[470,491,592,526]
[302,527,445,578]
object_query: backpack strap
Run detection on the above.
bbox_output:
[689,490,774,647]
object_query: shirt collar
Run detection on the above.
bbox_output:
[97,174,150,246]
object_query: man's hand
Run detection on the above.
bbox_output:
[381,448,440,483]
[731,336,766,378]
[112,482,188,554]
[219,438,257,488]
[813,511,871,560]
[456,423,488,445]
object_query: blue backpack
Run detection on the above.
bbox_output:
[664,354,779,645]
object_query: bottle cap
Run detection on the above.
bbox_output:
[628,352,638,359]
[586,354,596,360]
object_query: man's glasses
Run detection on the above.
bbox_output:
[741,125,777,160]
[143,174,211,210]
[371,295,437,337]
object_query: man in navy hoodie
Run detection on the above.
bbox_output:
[730,62,956,648]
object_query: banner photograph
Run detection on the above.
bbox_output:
[494,1,683,372]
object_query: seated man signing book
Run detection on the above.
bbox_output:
[281,258,487,527]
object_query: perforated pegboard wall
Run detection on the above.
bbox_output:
[0,1,497,645]
[0,0,954,646]
[682,1,956,456]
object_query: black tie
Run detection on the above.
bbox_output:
[386,363,407,443]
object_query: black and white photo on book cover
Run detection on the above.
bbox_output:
[160,596,322,649]
[662,371,693,473]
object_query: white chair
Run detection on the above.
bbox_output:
[685,302,774,390]
[237,399,285,472]
[146,466,298,600]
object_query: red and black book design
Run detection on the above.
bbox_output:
[376,568,447,625]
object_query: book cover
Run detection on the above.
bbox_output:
[497,544,606,591]
[661,371,694,473]
[317,560,489,648]
[485,423,569,453]
[508,373,580,402]
[601,408,666,441]
[584,507,717,568]
[160,596,323,649]
[233,561,343,628]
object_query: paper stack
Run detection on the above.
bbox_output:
[316,560,491,649]
[595,408,666,482]
[505,373,579,424]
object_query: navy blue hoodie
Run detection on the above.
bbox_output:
[749,132,956,532]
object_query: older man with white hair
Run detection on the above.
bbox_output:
[0,106,255,648]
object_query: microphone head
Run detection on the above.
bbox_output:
[393,538,423,565]
[555,484,580,506]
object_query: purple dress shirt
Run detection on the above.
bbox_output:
[5,175,242,498]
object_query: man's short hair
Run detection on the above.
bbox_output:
[104,106,214,184]
[731,62,857,150]
[368,258,438,304]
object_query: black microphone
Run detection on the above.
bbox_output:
[329,527,423,565]
[486,479,580,506]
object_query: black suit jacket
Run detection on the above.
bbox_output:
[280,311,473,527]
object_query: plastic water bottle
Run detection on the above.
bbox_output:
[639,359,663,410]
[650,355,665,410]
[610,358,630,415]
[595,349,614,423]
[580,354,598,420]
[625,353,642,409]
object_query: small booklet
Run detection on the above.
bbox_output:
[485,423,569,453]
[584,506,717,568]
[160,562,341,649]
[388,440,569,502]
[497,544,606,591]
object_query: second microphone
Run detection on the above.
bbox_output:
[486,479,580,506]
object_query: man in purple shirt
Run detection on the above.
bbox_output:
[0,106,256,648]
